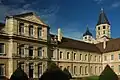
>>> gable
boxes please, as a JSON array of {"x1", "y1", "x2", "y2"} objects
[{"x1": 14, "y1": 12, "x2": 47, "y2": 26}]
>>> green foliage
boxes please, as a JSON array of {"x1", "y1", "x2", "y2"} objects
[
  {"x1": 46, "y1": 62, "x2": 60, "y2": 71},
  {"x1": 99, "y1": 65, "x2": 118, "y2": 80},
  {"x1": 10, "y1": 67, "x2": 28, "y2": 80},
  {"x1": 63, "y1": 68, "x2": 72, "y2": 79},
  {"x1": 39, "y1": 62, "x2": 69, "y2": 80},
  {"x1": 87, "y1": 76, "x2": 99, "y2": 80}
]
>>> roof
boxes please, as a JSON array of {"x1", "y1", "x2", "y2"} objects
[
  {"x1": 6, "y1": 12, "x2": 48, "y2": 27},
  {"x1": 96, "y1": 38, "x2": 120, "y2": 53},
  {"x1": 96, "y1": 9, "x2": 110, "y2": 25},
  {"x1": 50, "y1": 34, "x2": 101, "y2": 53},
  {"x1": 83, "y1": 27, "x2": 92, "y2": 36}
]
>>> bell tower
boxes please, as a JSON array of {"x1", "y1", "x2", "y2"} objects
[{"x1": 96, "y1": 8, "x2": 111, "y2": 40}]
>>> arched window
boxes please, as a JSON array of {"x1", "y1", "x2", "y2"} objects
[
  {"x1": 80, "y1": 66, "x2": 82, "y2": 74},
  {"x1": 85, "y1": 66, "x2": 88, "y2": 75},
  {"x1": 0, "y1": 64, "x2": 5, "y2": 76},
  {"x1": 38, "y1": 63, "x2": 42, "y2": 78}
]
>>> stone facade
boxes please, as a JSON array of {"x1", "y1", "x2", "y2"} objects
[{"x1": 0, "y1": 9, "x2": 119, "y2": 80}]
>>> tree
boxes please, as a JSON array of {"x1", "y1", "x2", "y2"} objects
[
  {"x1": 99, "y1": 64, "x2": 118, "y2": 80},
  {"x1": 63, "y1": 68, "x2": 72, "y2": 79},
  {"x1": 39, "y1": 62, "x2": 69, "y2": 80},
  {"x1": 10, "y1": 67, "x2": 28, "y2": 80}
]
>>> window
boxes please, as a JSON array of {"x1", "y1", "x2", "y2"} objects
[
  {"x1": 67, "y1": 52, "x2": 70, "y2": 59},
  {"x1": 38, "y1": 47, "x2": 42, "y2": 57},
  {"x1": 98, "y1": 32, "x2": 100, "y2": 35},
  {"x1": 95, "y1": 56, "x2": 97, "y2": 61},
  {"x1": 119, "y1": 65, "x2": 120, "y2": 72},
  {"x1": 18, "y1": 62, "x2": 24, "y2": 70},
  {"x1": 74, "y1": 66, "x2": 77, "y2": 74},
  {"x1": 74, "y1": 53, "x2": 76, "y2": 60},
  {"x1": 29, "y1": 25, "x2": 33, "y2": 37},
  {"x1": 85, "y1": 36, "x2": 87, "y2": 39},
  {"x1": 0, "y1": 43, "x2": 4, "y2": 54},
  {"x1": 119, "y1": 54, "x2": 120, "y2": 60},
  {"x1": 103, "y1": 31, "x2": 105, "y2": 34},
  {"x1": 111, "y1": 66, "x2": 114, "y2": 70},
  {"x1": 0, "y1": 64, "x2": 5, "y2": 76},
  {"x1": 67, "y1": 66, "x2": 70, "y2": 72},
  {"x1": 103, "y1": 26, "x2": 106, "y2": 29},
  {"x1": 104, "y1": 56, "x2": 107, "y2": 61},
  {"x1": 98, "y1": 27, "x2": 100, "y2": 30},
  {"x1": 99, "y1": 67, "x2": 101, "y2": 73},
  {"x1": 95, "y1": 66, "x2": 97, "y2": 74},
  {"x1": 38, "y1": 27, "x2": 42, "y2": 39},
  {"x1": 60, "y1": 66, "x2": 62, "y2": 70},
  {"x1": 90, "y1": 55, "x2": 92, "y2": 61},
  {"x1": 59, "y1": 51, "x2": 63, "y2": 59},
  {"x1": 80, "y1": 66, "x2": 82, "y2": 74},
  {"x1": 80, "y1": 54, "x2": 82, "y2": 60},
  {"x1": 85, "y1": 54, "x2": 87, "y2": 61},
  {"x1": 99, "y1": 56, "x2": 101, "y2": 62},
  {"x1": 19, "y1": 44, "x2": 24, "y2": 56},
  {"x1": 38, "y1": 63, "x2": 42, "y2": 77},
  {"x1": 29, "y1": 63, "x2": 33, "y2": 78},
  {"x1": 90, "y1": 66, "x2": 92, "y2": 73},
  {"x1": 85, "y1": 66, "x2": 88, "y2": 75},
  {"x1": 111, "y1": 54, "x2": 114, "y2": 60},
  {"x1": 29, "y1": 46, "x2": 33, "y2": 56},
  {"x1": 19, "y1": 23, "x2": 24, "y2": 35}
]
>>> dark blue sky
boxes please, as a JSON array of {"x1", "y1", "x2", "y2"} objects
[{"x1": 0, "y1": 0, "x2": 120, "y2": 40}]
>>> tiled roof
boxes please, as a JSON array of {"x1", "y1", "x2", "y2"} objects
[
  {"x1": 50, "y1": 34, "x2": 101, "y2": 53},
  {"x1": 96, "y1": 38, "x2": 120, "y2": 53}
]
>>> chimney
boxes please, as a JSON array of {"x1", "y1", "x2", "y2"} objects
[
  {"x1": 58, "y1": 28, "x2": 62, "y2": 42},
  {"x1": 103, "y1": 37, "x2": 107, "y2": 49}
]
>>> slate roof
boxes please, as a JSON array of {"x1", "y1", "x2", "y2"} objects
[
  {"x1": 83, "y1": 27, "x2": 93, "y2": 36},
  {"x1": 96, "y1": 9, "x2": 110, "y2": 25}
]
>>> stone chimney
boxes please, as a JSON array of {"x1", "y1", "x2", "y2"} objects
[{"x1": 58, "y1": 28, "x2": 62, "y2": 42}]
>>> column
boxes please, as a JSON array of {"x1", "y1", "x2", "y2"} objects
[
  {"x1": 8, "y1": 39, "x2": 13, "y2": 78},
  {"x1": 33, "y1": 62, "x2": 38, "y2": 79},
  {"x1": 25, "y1": 62, "x2": 29, "y2": 78}
]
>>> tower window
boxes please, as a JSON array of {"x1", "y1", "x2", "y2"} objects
[
  {"x1": 103, "y1": 31, "x2": 105, "y2": 34},
  {"x1": 85, "y1": 36, "x2": 87, "y2": 39},
  {"x1": 98, "y1": 27, "x2": 100, "y2": 30},
  {"x1": 103, "y1": 26, "x2": 106, "y2": 29}
]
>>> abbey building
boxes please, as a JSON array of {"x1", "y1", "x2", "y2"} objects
[{"x1": 0, "y1": 9, "x2": 119, "y2": 79}]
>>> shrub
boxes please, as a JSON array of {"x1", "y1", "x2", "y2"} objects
[
  {"x1": 63, "y1": 68, "x2": 72, "y2": 79},
  {"x1": 39, "y1": 62, "x2": 69, "y2": 80},
  {"x1": 99, "y1": 64, "x2": 118, "y2": 80},
  {"x1": 10, "y1": 67, "x2": 28, "y2": 80}
]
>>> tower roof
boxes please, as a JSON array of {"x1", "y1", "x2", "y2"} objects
[
  {"x1": 96, "y1": 8, "x2": 110, "y2": 25},
  {"x1": 83, "y1": 27, "x2": 93, "y2": 36}
]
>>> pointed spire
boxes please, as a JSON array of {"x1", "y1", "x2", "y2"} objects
[
  {"x1": 101, "y1": 8, "x2": 103, "y2": 12},
  {"x1": 96, "y1": 8, "x2": 110, "y2": 25},
  {"x1": 83, "y1": 25, "x2": 92, "y2": 36}
]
